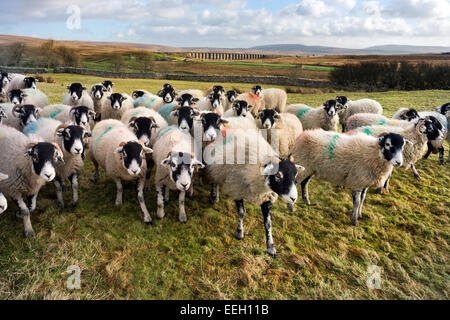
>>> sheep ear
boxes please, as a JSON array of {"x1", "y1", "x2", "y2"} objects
[
  {"x1": 247, "y1": 104, "x2": 254, "y2": 109},
  {"x1": 142, "y1": 146, "x2": 153, "y2": 155},
  {"x1": 115, "y1": 146, "x2": 124, "y2": 154},
  {"x1": 261, "y1": 161, "x2": 277, "y2": 175},
  {"x1": 256, "y1": 111, "x2": 263, "y2": 119},
  {"x1": 88, "y1": 110, "x2": 96, "y2": 116},
  {"x1": 295, "y1": 164, "x2": 305, "y2": 172},
  {"x1": 66, "y1": 86, "x2": 71, "y2": 90},
  {"x1": 193, "y1": 98, "x2": 199, "y2": 103},
  {"x1": 36, "y1": 107, "x2": 42, "y2": 115},
  {"x1": 84, "y1": 131, "x2": 92, "y2": 138},
  {"x1": 220, "y1": 118, "x2": 229, "y2": 124},
  {"x1": 274, "y1": 112, "x2": 281, "y2": 119},
  {"x1": 121, "y1": 96, "x2": 127, "y2": 102},
  {"x1": 82, "y1": 86, "x2": 87, "y2": 90},
  {"x1": 24, "y1": 147, "x2": 35, "y2": 158},
  {"x1": 404, "y1": 139, "x2": 413, "y2": 146},
  {"x1": 191, "y1": 159, "x2": 205, "y2": 169},
  {"x1": 107, "y1": 96, "x2": 112, "y2": 100},
  {"x1": 161, "y1": 156, "x2": 172, "y2": 167},
  {"x1": 55, "y1": 127, "x2": 65, "y2": 137}
]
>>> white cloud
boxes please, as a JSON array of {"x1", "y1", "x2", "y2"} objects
[{"x1": 296, "y1": 0, "x2": 333, "y2": 18}]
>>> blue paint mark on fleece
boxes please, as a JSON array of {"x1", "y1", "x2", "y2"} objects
[
  {"x1": 296, "y1": 107, "x2": 311, "y2": 119},
  {"x1": 23, "y1": 119, "x2": 45, "y2": 136},
  {"x1": 153, "y1": 125, "x2": 177, "y2": 144},
  {"x1": 134, "y1": 94, "x2": 157, "y2": 108},
  {"x1": 158, "y1": 103, "x2": 177, "y2": 122}
]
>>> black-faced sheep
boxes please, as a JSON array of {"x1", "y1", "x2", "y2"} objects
[{"x1": 286, "y1": 100, "x2": 339, "y2": 131}]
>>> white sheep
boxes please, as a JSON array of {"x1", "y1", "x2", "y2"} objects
[
  {"x1": 418, "y1": 111, "x2": 449, "y2": 164},
  {"x1": 1, "y1": 103, "x2": 41, "y2": 130},
  {"x1": 134, "y1": 93, "x2": 167, "y2": 112},
  {"x1": 0, "y1": 173, "x2": 8, "y2": 214},
  {"x1": 89, "y1": 119, "x2": 153, "y2": 224},
  {"x1": 0, "y1": 72, "x2": 11, "y2": 102},
  {"x1": 256, "y1": 110, "x2": 303, "y2": 158},
  {"x1": 203, "y1": 128, "x2": 303, "y2": 257},
  {"x1": 62, "y1": 83, "x2": 94, "y2": 109},
  {"x1": 291, "y1": 129, "x2": 406, "y2": 225},
  {"x1": 196, "y1": 92, "x2": 224, "y2": 116},
  {"x1": 224, "y1": 90, "x2": 237, "y2": 111},
  {"x1": 0, "y1": 125, "x2": 63, "y2": 236},
  {"x1": 40, "y1": 104, "x2": 95, "y2": 130},
  {"x1": 286, "y1": 100, "x2": 339, "y2": 131},
  {"x1": 23, "y1": 118, "x2": 90, "y2": 209},
  {"x1": 121, "y1": 107, "x2": 168, "y2": 146},
  {"x1": 8, "y1": 74, "x2": 37, "y2": 90},
  {"x1": 0, "y1": 106, "x2": 7, "y2": 124},
  {"x1": 22, "y1": 88, "x2": 48, "y2": 108},
  {"x1": 345, "y1": 113, "x2": 411, "y2": 132},
  {"x1": 335, "y1": 96, "x2": 383, "y2": 132},
  {"x1": 252, "y1": 86, "x2": 287, "y2": 113},
  {"x1": 101, "y1": 93, "x2": 133, "y2": 120},
  {"x1": 235, "y1": 92, "x2": 262, "y2": 116},
  {"x1": 152, "y1": 126, "x2": 204, "y2": 223},
  {"x1": 90, "y1": 84, "x2": 110, "y2": 121}
]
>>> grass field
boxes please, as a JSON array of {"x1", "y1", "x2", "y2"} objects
[{"x1": 0, "y1": 74, "x2": 448, "y2": 299}]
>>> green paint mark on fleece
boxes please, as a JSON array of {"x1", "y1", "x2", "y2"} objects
[
  {"x1": 296, "y1": 107, "x2": 311, "y2": 119},
  {"x1": 94, "y1": 126, "x2": 113, "y2": 151},
  {"x1": 377, "y1": 119, "x2": 386, "y2": 126},
  {"x1": 154, "y1": 126, "x2": 177, "y2": 144},
  {"x1": 327, "y1": 134, "x2": 340, "y2": 159},
  {"x1": 49, "y1": 108, "x2": 64, "y2": 119},
  {"x1": 158, "y1": 103, "x2": 177, "y2": 122},
  {"x1": 363, "y1": 127, "x2": 373, "y2": 136}
]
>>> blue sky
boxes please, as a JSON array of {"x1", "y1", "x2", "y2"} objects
[{"x1": 0, "y1": 0, "x2": 449, "y2": 48}]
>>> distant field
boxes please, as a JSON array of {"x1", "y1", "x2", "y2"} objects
[{"x1": 0, "y1": 73, "x2": 448, "y2": 299}]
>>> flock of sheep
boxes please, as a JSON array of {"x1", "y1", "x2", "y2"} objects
[{"x1": 0, "y1": 72, "x2": 448, "y2": 257}]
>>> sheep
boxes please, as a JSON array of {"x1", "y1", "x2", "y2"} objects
[
  {"x1": 290, "y1": 129, "x2": 406, "y2": 225},
  {"x1": 8, "y1": 74, "x2": 37, "y2": 90},
  {"x1": 335, "y1": 96, "x2": 383, "y2": 132},
  {"x1": 392, "y1": 108, "x2": 420, "y2": 122},
  {"x1": 286, "y1": 100, "x2": 339, "y2": 131},
  {"x1": 0, "y1": 125, "x2": 63, "y2": 237},
  {"x1": 89, "y1": 119, "x2": 153, "y2": 224},
  {"x1": 157, "y1": 83, "x2": 176, "y2": 103},
  {"x1": 101, "y1": 93, "x2": 133, "y2": 120},
  {"x1": 203, "y1": 128, "x2": 303, "y2": 257},
  {"x1": 0, "y1": 173, "x2": 8, "y2": 214},
  {"x1": 168, "y1": 105, "x2": 201, "y2": 134},
  {"x1": 256, "y1": 110, "x2": 303, "y2": 158},
  {"x1": 224, "y1": 90, "x2": 237, "y2": 111},
  {"x1": 131, "y1": 90, "x2": 151, "y2": 100},
  {"x1": 196, "y1": 91, "x2": 224, "y2": 116},
  {"x1": 121, "y1": 107, "x2": 168, "y2": 146},
  {"x1": 62, "y1": 83, "x2": 94, "y2": 109},
  {"x1": 134, "y1": 93, "x2": 167, "y2": 112},
  {"x1": 223, "y1": 100, "x2": 255, "y2": 119},
  {"x1": 346, "y1": 113, "x2": 411, "y2": 132},
  {"x1": 177, "y1": 89, "x2": 204, "y2": 100},
  {"x1": 0, "y1": 73, "x2": 11, "y2": 102},
  {"x1": 7, "y1": 88, "x2": 48, "y2": 108},
  {"x1": 252, "y1": 86, "x2": 287, "y2": 113},
  {"x1": 235, "y1": 92, "x2": 262, "y2": 116},
  {"x1": 0, "y1": 106, "x2": 6, "y2": 124},
  {"x1": 347, "y1": 117, "x2": 443, "y2": 192},
  {"x1": 1, "y1": 103, "x2": 41, "y2": 130},
  {"x1": 436, "y1": 102, "x2": 450, "y2": 118},
  {"x1": 102, "y1": 80, "x2": 114, "y2": 93},
  {"x1": 40, "y1": 104, "x2": 95, "y2": 130},
  {"x1": 152, "y1": 126, "x2": 204, "y2": 223},
  {"x1": 90, "y1": 84, "x2": 109, "y2": 121},
  {"x1": 23, "y1": 118, "x2": 90, "y2": 209}
]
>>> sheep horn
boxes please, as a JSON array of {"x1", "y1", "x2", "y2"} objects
[
  {"x1": 119, "y1": 141, "x2": 127, "y2": 147},
  {"x1": 12, "y1": 105, "x2": 22, "y2": 116}
]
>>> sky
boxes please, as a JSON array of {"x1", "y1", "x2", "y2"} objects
[{"x1": 0, "y1": 0, "x2": 449, "y2": 49}]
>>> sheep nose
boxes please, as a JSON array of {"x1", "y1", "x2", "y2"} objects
[
  {"x1": 181, "y1": 183, "x2": 188, "y2": 190},
  {"x1": 0, "y1": 205, "x2": 4, "y2": 211},
  {"x1": 75, "y1": 148, "x2": 81, "y2": 153},
  {"x1": 45, "y1": 174, "x2": 52, "y2": 179},
  {"x1": 290, "y1": 197, "x2": 297, "y2": 202},
  {"x1": 132, "y1": 169, "x2": 138, "y2": 174}
]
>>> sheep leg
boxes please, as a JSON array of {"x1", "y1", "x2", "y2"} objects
[
  {"x1": 357, "y1": 188, "x2": 367, "y2": 219},
  {"x1": 178, "y1": 190, "x2": 187, "y2": 224},
  {"x1": 27, "y1": 193, "x2": 38, "y2": 213},
  {"x1": 301, "y1": 175, "x2": 312, "y2": 205},
  {"x1": 145, "y1": 156, "x2": 154, "y2": 192},
  {"x1": 422, "y1": 143, "x2": 432, "y2": 159},
  {"x1": 261, "y1": 201, "x2": 276, "y2": 258},
  {"x1": 92, "y1": 159, "x2": 99, "y2": 183},
  {"x1": 438, "y1": 147, "x2": 444, "y2": 165},
  {"x1": 341, "y1": 123, "x2": 346, "y2": 132},
  {"x1": 16, "y1": 196, "x2": 35, "y2": 237},
  {"x1": 54, "y1": 176, "x2": 65, "y2": 210},
  {"x1": 210, "y1": 184, "x2": 219, "y2": 204},
  {"x1": 137, "y1": 178, "x2": 152, "y2": 225},
  {"x1": 187, "y1": 183, "x2": 193, "y2": 198},
  {"x1": 114, "y1": 178, "x2": 123, "y2": 206},
  {"x1": 70, "y1": 174, "x2": 79, "y2": 207},
  {"x1": 351, "y1": 190, "x2": 362, "y2": 226},
  {"x1": 164, "y1": 185, "x2": 170, "y2": 202},
  {"x1": 235, "y1": 199, "x2": 246, "y2": 240},
  {"x1": 411, "y1": 164, "x2": 420, "y2": 180},
  {"x1": 156, "y1": 184, "x2": 165, "y2": 219}
]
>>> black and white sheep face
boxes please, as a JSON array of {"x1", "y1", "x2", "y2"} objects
[
  {"x1": 252, "y1": 85, "x2": 262, "y2": 96},
  {"x1": 56, "y1": 125, "x2": 90, "y2": 155},
  {"x1": 13, "y1": 104, "x2": 40, "y2": 127},
  {"x1": 262, "y1": 158, "x2": 304, "y2": 204},
  {"x1": 161, "y1": 152, "x2": 205, "y2": 191},
  {"x1": 173, "y1": 106, "x2": 200, "y2": 133},
  {"x1": 335, "y1": 96, "x2": 349, "y2": 110},
  {"x1": 91, "y1": 85, "x2": 106, "y2": 100},
  {"x1": 108, "y1": 93, "x2": 127, "y2": 110},
  {"x1": 70, "y1": 106, "x2": 95, "y2": 128},
  {"x1": 421, "y1": 117, "x2": 444, "y2": 142},
  {"x1": 102, "y1": 80, "x2": 114, "y2": 93},
  {"x1": 67, "y1": 83, "x2": 87, "y2": 102},
  {"x1": 115, "y1": 141, "x2": 152, "y2": 176},
  {"x1": 176, "y1": 93, "x2": 199, "y2": 107},
  {"x1": 233, "y1": 100, "x2": 253, "y2": 117},
  {"x1": 378, "y1": 133, "x2": 406, "y2": 167},
  {"x1": 24, "y1": 142, "x2": 62, "y2": 182},
  {"x1": 0, "y1": 107, "x2": 6, "y2": 123},
  {"x1": 226, "y1": 90, "x2": 237, "y2": 103},
  {"x1": 23, "y1": 77, "x2": 37, "y2": 89},
  {"x1": 1, "y1": 73, "x2": 9, "y2": 86},
  {"x1": 131, "y1": 90, "x2": 146, "y2": 99},
  {"x1": 200, "y1": 112, "x2": 228, "y2": 142},
  {"x1": 258, "y1": 109, "x2": 280, "y2": 129},
  {"x1": 0, "y1": 173, "x2": 8, "y2": 213},
  {"x1": 400, "y1": 108, "x2": 420, "y2": 121},
  {"x1": 8, "y1": 89, "x2": 25, "y2": 105},
  {"x1": 437, "y1": 103, "x2": 450, "y2": 116},
  {"x1": 208, "y1": 92, "x2": 223, "y2": 110},
  {"x1": 323, "y1": 100, "x2": 338, "y2": 116},
  {"x1": 212, "y1": 85, "x2": 225, "y2": 96},
  {"x1": 158, "y1": 84, "x2": 176, "y2": 103},
  {"x1": 128, "y1": 116, "x2": 160, "y2": 146}
]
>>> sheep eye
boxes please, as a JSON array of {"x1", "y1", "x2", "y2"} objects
[{"x1": 275, "y1": 173, "x2": 283, "y2": 180}]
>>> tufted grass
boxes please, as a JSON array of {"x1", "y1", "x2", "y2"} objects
[{"x1": 0, "y1": 74, "x2": 448, "y2": 299}]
